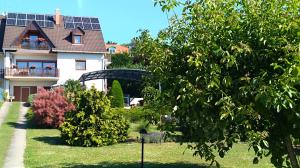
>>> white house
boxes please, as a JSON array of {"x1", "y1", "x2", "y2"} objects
[{"x1": 0, "y1": 10, "x2": 108, "y2": 101}]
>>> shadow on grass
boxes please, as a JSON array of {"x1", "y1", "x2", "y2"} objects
[
  {"x1": 39, "y1": 161, "x2": 210, "y2": 168},
  {"x1": 7, "y1": 121, "x2": 26, "y2": 129},
  {"x1": 33, "y1": 136, "x2": 66, "y2": 145}
]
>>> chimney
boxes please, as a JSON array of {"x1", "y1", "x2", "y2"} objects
[{"x1": 55, "y1": 8, "x2": 61, "y2": 25}]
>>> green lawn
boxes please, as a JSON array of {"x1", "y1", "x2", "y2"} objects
[
  {"x1": 0, "y1": 102, "x2": 20, "y2": 167},
  {"x1": 25, "y1": 127, "x2": 275, "y2": 168}
]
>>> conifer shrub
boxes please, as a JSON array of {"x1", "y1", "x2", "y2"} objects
[
  {"x1": 32, "y1": 87, "x2": 75, "y2": 128},
  {"x1": 108, "y1": 80, "x2": 124, "y2": 108},
  {"x1": 59, "y1": 87, "x2": 129, "y2": 147}
]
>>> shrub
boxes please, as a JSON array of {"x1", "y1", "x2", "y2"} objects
[
  {"x1": 108, "y1": 80, "x2": 124, "y2": 108},
  {"x1": 111, "y1": 107, "x2": 146, "y2": 122},
  {"x1": 64, "y1": 79, "x2": 84, "y2": 103},
  {"x1": 32, "y1": 87, "x2": 75, "y2": 128},
  {"x1": 3, "y1": 91, "x2": 8, "y2": 101},
  {"x1": 59, "y1": 87, "x2": 130, "y2": 147},
  {"x1": 27, "y1": 94, "x2": 36, "y2": 106}
]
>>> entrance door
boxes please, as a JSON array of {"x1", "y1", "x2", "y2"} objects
[{"x1": 21, "y1": 87, "x2": 30, "y2": 102}]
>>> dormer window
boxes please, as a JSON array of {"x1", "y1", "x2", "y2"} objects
[
  {"x1": 14, "y1": 21, "x2": 53, "y2": 50},
  {"x1": 73, "y1": 35, "x2": 82, "y2": 44},
  {"x1": 71, "y1": 27, "x2": 85, "y2": 44}
]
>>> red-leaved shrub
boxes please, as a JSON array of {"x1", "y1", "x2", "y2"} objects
[{"x1": 32, "y1": 87, "x2": 75, "y2": 128}]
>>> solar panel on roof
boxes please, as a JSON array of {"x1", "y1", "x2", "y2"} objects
[
  {"x1": 7, "y1": 13, "x2": 17, "y2": 19},
  {"x1": 63, "y1": 15, "x2": 101, "y2": 31},
  {"x1": 45, "y1": 21, "x2": 54, "y2": 28},
  {"x1": 17, "y1": 14, "x2": 26, "y2": 19},
  {"x1": 27, "y1": 14, "x2": 35, "y2": 20},
  {"x1": 6, "y1": 19, "x2": 16, "y2": 25},
  {"x1": 90, "y1": 18, "x2": 99, "y2": 23},
  {"x1": 17, "y1": 19, "x2": 26, "y2": 26},
  {"x1": 65, "y1": 22, "x2": 75, "y2": 29},
  {"x1": 92, "y1": 23, "x2": 100, "y2": 30},
  {"x1": 74, "y1": 17, "x2": 82, "y2": 22},
  {"x1": 6, "y1": 13, "x2": 54, "y2": 29},
  {"x1": 64, "y1": 16, "x2": 74, "y2": 22},
  {"x1": 45, "y1": 15, "x2": 54, "y2": 21},
  {"x1": 74, "y1": 22, "x2": 84, "y2": 29},
  {"x1": 36, "y1": 15, "x2": 45, "y2": 20},
  {"x1": 36, "y1": 20, "x2": 45, "y2": 27},
  {"x1": 82, "y1": 17, "x2": 91, "y2": 23},
  {"x1": 83, "y1": 23, "x2": 92, "y2": 30}
]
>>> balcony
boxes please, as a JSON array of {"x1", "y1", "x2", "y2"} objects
[
  {"x1": 21, "y1": 40, "x2": 49, "y2": 50},
  {"x1": 5, "y1": 68, "x2": 59, "y2": 79}
]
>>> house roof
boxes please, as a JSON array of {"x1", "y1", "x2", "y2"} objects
[
  {"x1": 1, "y1": 13, "x2": 107, "y2": 54},
  {"x1": 106, "y1": 43, "x2": 129, "y2": 53},
  {"x1": 0, "y1": 16, "x2": 5, "y2": 52}
]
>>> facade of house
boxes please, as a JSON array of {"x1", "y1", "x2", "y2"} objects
[
  {"x1": 0, "y1": 10, "x2": 108, "y2": 101},
  {"x1": 105, "y1": 43, "x2": 129, "y2": 54}
]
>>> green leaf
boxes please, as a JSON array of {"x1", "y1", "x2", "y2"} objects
[{"x1": 253, "y1": 157, "x2": 259, "y2": 164}]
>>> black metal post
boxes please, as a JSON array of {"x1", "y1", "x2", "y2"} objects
[{"x1": 141, "y1": 137, "x2": 144, "y2": 168}]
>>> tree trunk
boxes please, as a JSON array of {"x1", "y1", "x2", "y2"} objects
[{"x1": 285, "y1": 136, "x2": 300, "y2": 168}]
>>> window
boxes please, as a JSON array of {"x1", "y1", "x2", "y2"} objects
[
  {"x1": 75, "y1": 60, "x2": 86, "y2": 70},
  {"x1": 73, "y1": 35, "x2": 82, "y2": 44},
  {"x1": 108, "y1": 47, "x2": 116, "y2": 54},
  {"x1": 16, "y1": 62, "x2": 27, "y2": 69},
  {"x1": 16, "y1": 61, "x2": 56, "y2": 69},
  {"x1": 29, "y1": 35, "x2": 38, "y2": 48}
]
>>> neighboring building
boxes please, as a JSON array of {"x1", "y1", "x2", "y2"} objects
[
  {"x1": 0, "y1": 9, "x2": 108, "y2": 101},
  {"x1": 106, "y1": 43, "x2": 129, "y2": 54}
]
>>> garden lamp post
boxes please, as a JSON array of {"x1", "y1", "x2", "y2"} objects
[{"x1": 139, "y1": 128, "x2": 147, "y2": 168}]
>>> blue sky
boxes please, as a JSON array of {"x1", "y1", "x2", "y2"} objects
[{"x1": 0, "y1": 0, "x2": 170, "y2": 44}]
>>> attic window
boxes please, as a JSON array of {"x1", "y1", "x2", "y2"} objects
[{"x1": 73, "y1": 35, "x2": 82, "y2": 44}]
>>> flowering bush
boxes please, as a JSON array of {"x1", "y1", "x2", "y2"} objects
[{"x1": 32, "y1": 87, "x2": 75, "y2": 128}]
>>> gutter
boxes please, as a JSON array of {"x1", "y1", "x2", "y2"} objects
[{"x1": 52, "y1": 49, "x2": 108, "y2": 54}]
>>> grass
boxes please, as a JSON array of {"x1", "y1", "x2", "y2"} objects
[
  {"x1": 0, "y1": 102, "x2": 20, "y2": 167},
  {"x1": 25, "y1": 126, "x2": 275, "y2": 168}
]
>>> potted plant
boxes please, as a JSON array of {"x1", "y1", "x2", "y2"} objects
[
  {"x1": 38, "y1": 37, "x2": 45, "y2": 41},
  {"x1": 30, "y1": 65, "x2": 36, "y2": 69},
  {"x1": 45, "y1": 65, "x2": 53, "y2": 70}
]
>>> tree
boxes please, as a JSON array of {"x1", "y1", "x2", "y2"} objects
[
  {"x1": 108, "y1": 80, "x2": 125, "y2": 108},
  {"x1": 130, "y1": 30, "x2": 155, "y2": 66},
  {"x1": 108, "y1": 52, "x2": 133, "y2": 69},
  {"x1": 140, "y1": 0, "x2": 300, "y2": 167}
]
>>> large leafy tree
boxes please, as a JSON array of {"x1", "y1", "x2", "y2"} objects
[{"x1": 141, "y1": 0, "x2": 300, "y2": 167}]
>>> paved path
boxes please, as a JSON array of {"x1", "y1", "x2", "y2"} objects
[
  {"x1": 0, "y1": 102, "x2": 12, "y2": 126},
  {"x1": 3, "y1": 103, "x2": 28, "y2": 168}
]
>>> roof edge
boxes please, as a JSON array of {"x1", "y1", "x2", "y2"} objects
[{"x1": 52, "y1": 49, "x2": 107, "y2": 54}]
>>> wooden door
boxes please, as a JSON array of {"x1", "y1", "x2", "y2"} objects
[
  {"x1": 21, "y1": 87, "x2": 30, "y2": 102},
  {"x1": 14, "y1": 86, "x2": 21, "y2": 101}
]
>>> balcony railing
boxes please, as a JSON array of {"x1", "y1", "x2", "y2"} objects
[
  {"x1": 5, "y1": 68, "x2": 59, "y2": 78},
  {"x1": 21, "y1": 41, "x2": 49, "y2": 50}
]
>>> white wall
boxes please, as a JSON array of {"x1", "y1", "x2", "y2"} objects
[
  {"x1": 4, "y1": 52, "x2": 11, "y2": 68},
  {"x1": 57, "y1": 53, "x2": 105, "y2": 91}
]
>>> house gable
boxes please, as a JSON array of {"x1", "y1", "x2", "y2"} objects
[{"x1": 11, "y1": 21, "x2": 55, "y2": 49}]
